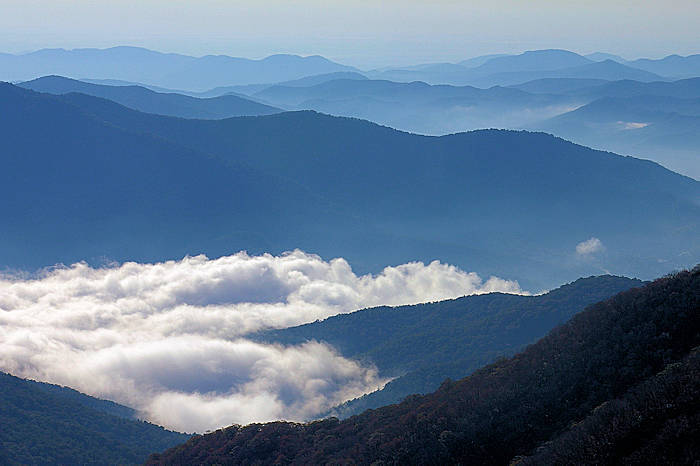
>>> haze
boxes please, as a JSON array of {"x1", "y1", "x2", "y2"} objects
[{"x1": 2, "y1": 0, "x2": 699, "y2": 68}]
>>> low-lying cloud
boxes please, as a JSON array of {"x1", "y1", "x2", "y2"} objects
[
  {"x1": 576, "y1": 237, "x2": 604, "y2": 256},
  {"x1": 0, "y1": 250, "x2": 523, "y2": 432}
]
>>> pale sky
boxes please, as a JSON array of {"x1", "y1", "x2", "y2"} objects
[{"x1": 2, "y1": 0, "x2": 699, "y2": 68}]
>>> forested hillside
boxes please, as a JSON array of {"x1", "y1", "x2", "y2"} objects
[
  {"x1": 147, "y1": 266, "x2": 700, "y2": 465},
  {"x1": 0, "y1": 373, "x2": 188, "y2": 465},
  {"x1": 257, "y1": 275, "x2": 643, "y2": 417}
]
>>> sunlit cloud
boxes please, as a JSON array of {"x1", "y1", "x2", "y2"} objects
[{"x1": 0, "y1": 249, "x2": 523, "y2": 432}]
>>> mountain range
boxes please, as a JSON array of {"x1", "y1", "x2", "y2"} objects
[
  {"x1": 0, "y1": 46, "x2": 357, "y2": 90},
  {"x1": 535, "y1": 93, "x2": 700, "y2": 179},
  {"x1": 369, "y1": 50, "x2": 673, "y2": 87},
  {"x1": 239, "y1": 74, "x2": 700, "y2": 178},
  {"x1": 251, "y1": 78, "x2": 579, "y2": 134},
  {"x1": 255, "y1": 275, "x2": 643, "y2": 417},
  {"x1": 145, "y1": 266, "x2": 700, "y2": 465},
  {"x1": 18, "y1": 75, "x2": 281, "y2": 119},
  {"x1": 1, "y1": 39, "x2": 699, "y2": 466},
  {"x1": 2, "y1": 83, "x2": 698, "y2": 289},
  {"x1": 5, "y1": 47, "x2": 700, "y2": 93},
  {"x1": 371, "y1": 49, "x2": 700, "y2": 87}
]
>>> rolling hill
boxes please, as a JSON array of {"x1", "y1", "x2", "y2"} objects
[
  {"x1": 18, "y1": 75, "x2": 281, "y2": 118},
  {"x1": 255, "y1": 275, "x2": 644, "y2": 417},
  {"x1": 1, "y1": 84, "x2": 698, "y2": 289},
  {"x1": 0, "y1": 372, "x2": 188, "y2": 465},
  {"x1": 145, "y1": 266, "x2": 700, "y2": 465}
]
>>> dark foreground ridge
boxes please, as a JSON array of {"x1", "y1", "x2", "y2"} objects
[
  {"x1": 256, "y1": 275, "x2": 644, "y2": 418},
  {"x1": 0, "y1": 373, "x2": 189, "y2": 465},
  {"x1": 147, "y1": 266, "x2": 699, "y2": 465}
]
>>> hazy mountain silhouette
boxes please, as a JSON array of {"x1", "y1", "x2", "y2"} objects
[
  {"x1": 468, "y1": 59, "x2": 664, "y2": 87},
  {"x1": 571, "y1": 76, "x2": 700, "y2": 99},
  {"x1": 536, "y1": 94, "x2": 700, "y2": 179},
  {"x1": 255, "y1": 275, "x2": 643, "y2": 417},
  {"x1": 19, "y1": 75, "x2": 281, "y2": 119},
  {"x1": 197, "y1": 71, "x2": 369, "y2": 97},
  {"x1": 470, "y1": 49, "x2": 593, "y2": 73},
  {"x1": 369, "y1": 51, "x2": 664, "y2": 87},
  {"x1": 509, "y1": 77, "x2": 610, "y2": 94},
  {"x1": 371, "y1": 50, "x2": 592, "y2": 84},
  {"x1": 2, "y1": 83, "x2": 698, "y2": 289},
  {"x1": 457, "y1": 53, "x2": 512, "y2": 68},
  {"x1": 157, "y1": 53, "x2": 358, "y2": 90},
  {"x1": 253, "y1": 78, "x2": 580, "y2": 133},
  {"x1": 585, "y1": 52, "x2": 627, "y2": 62},
  {"x1": 0, "y1": 46, "x2": 192, "y2": 83},
  {"x1": 0, "y1": 372, "x2": 188, "y2": 465},
  {"x1": 628, "y1": 53, "x2": 700, "y2": 78},
  {"x1": 146, "y1": 266, "x2": 700, "y2": 465},
  {"x1": 0, "y1": 46, "x2": 357, "y2": 90}
]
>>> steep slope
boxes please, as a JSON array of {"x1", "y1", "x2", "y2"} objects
[
  {"x1": 4, "y1": 83, "x2": 698, "y2": 289},
  {"x1": 255, "y1": 275, "x2": 643, "y2": 417},
  {"x1": 519, "y1": 348, "x2": 700, "y2": 465},
  {"x1": 27, "y1": 379, "x2": 136, "y2": 420},
  {"x1": 0, "y1": 372, "x2": 188, "y2": 465},
  {"x1": 0, "y1": 83, "x2": 351, "y2": 270},
  {"x1": 146, "y1": 266, "x2": 700, "y2": 465},
  {"x1": 19, "y1": 75, "x2": 281, "y2": 118}
]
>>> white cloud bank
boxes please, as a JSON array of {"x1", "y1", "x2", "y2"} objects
[
  {"x1": 0, "y1": 250, "x2": 523, "y2": 432},
  {"x1": 576, "y1": 237, "x2": 604, "y2": 256}
]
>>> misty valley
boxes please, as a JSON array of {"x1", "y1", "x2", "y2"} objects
[{"x1": 1, "y1": 8, "x2": 699, "y2": 465}]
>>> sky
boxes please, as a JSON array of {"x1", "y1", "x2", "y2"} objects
[{"x1": 1, "y1": 0, "x2": 699, "y2": 68}]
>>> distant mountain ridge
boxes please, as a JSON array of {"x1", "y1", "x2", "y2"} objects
[
  {"x1": 0, "y1": 46, "x2": 358, "y2": 90},
  {"x1": 535, "y1": 88, "x2": 700, "y2": 179},
  {"x1": 1, "y1": 83, "x2": 698, "y2": 290},
  {"x1": 370, "y1": 50, "x2": 669, "y2": 87},
  {"x1": 252, "y1": 77, "x2": 580, "y2": 133},
  {"x1": 628, "y1": 53, "x2": 700, "y2": 78},
  {"x1": 18, "y1": 75, "x2": 281, "y2": 119}
]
